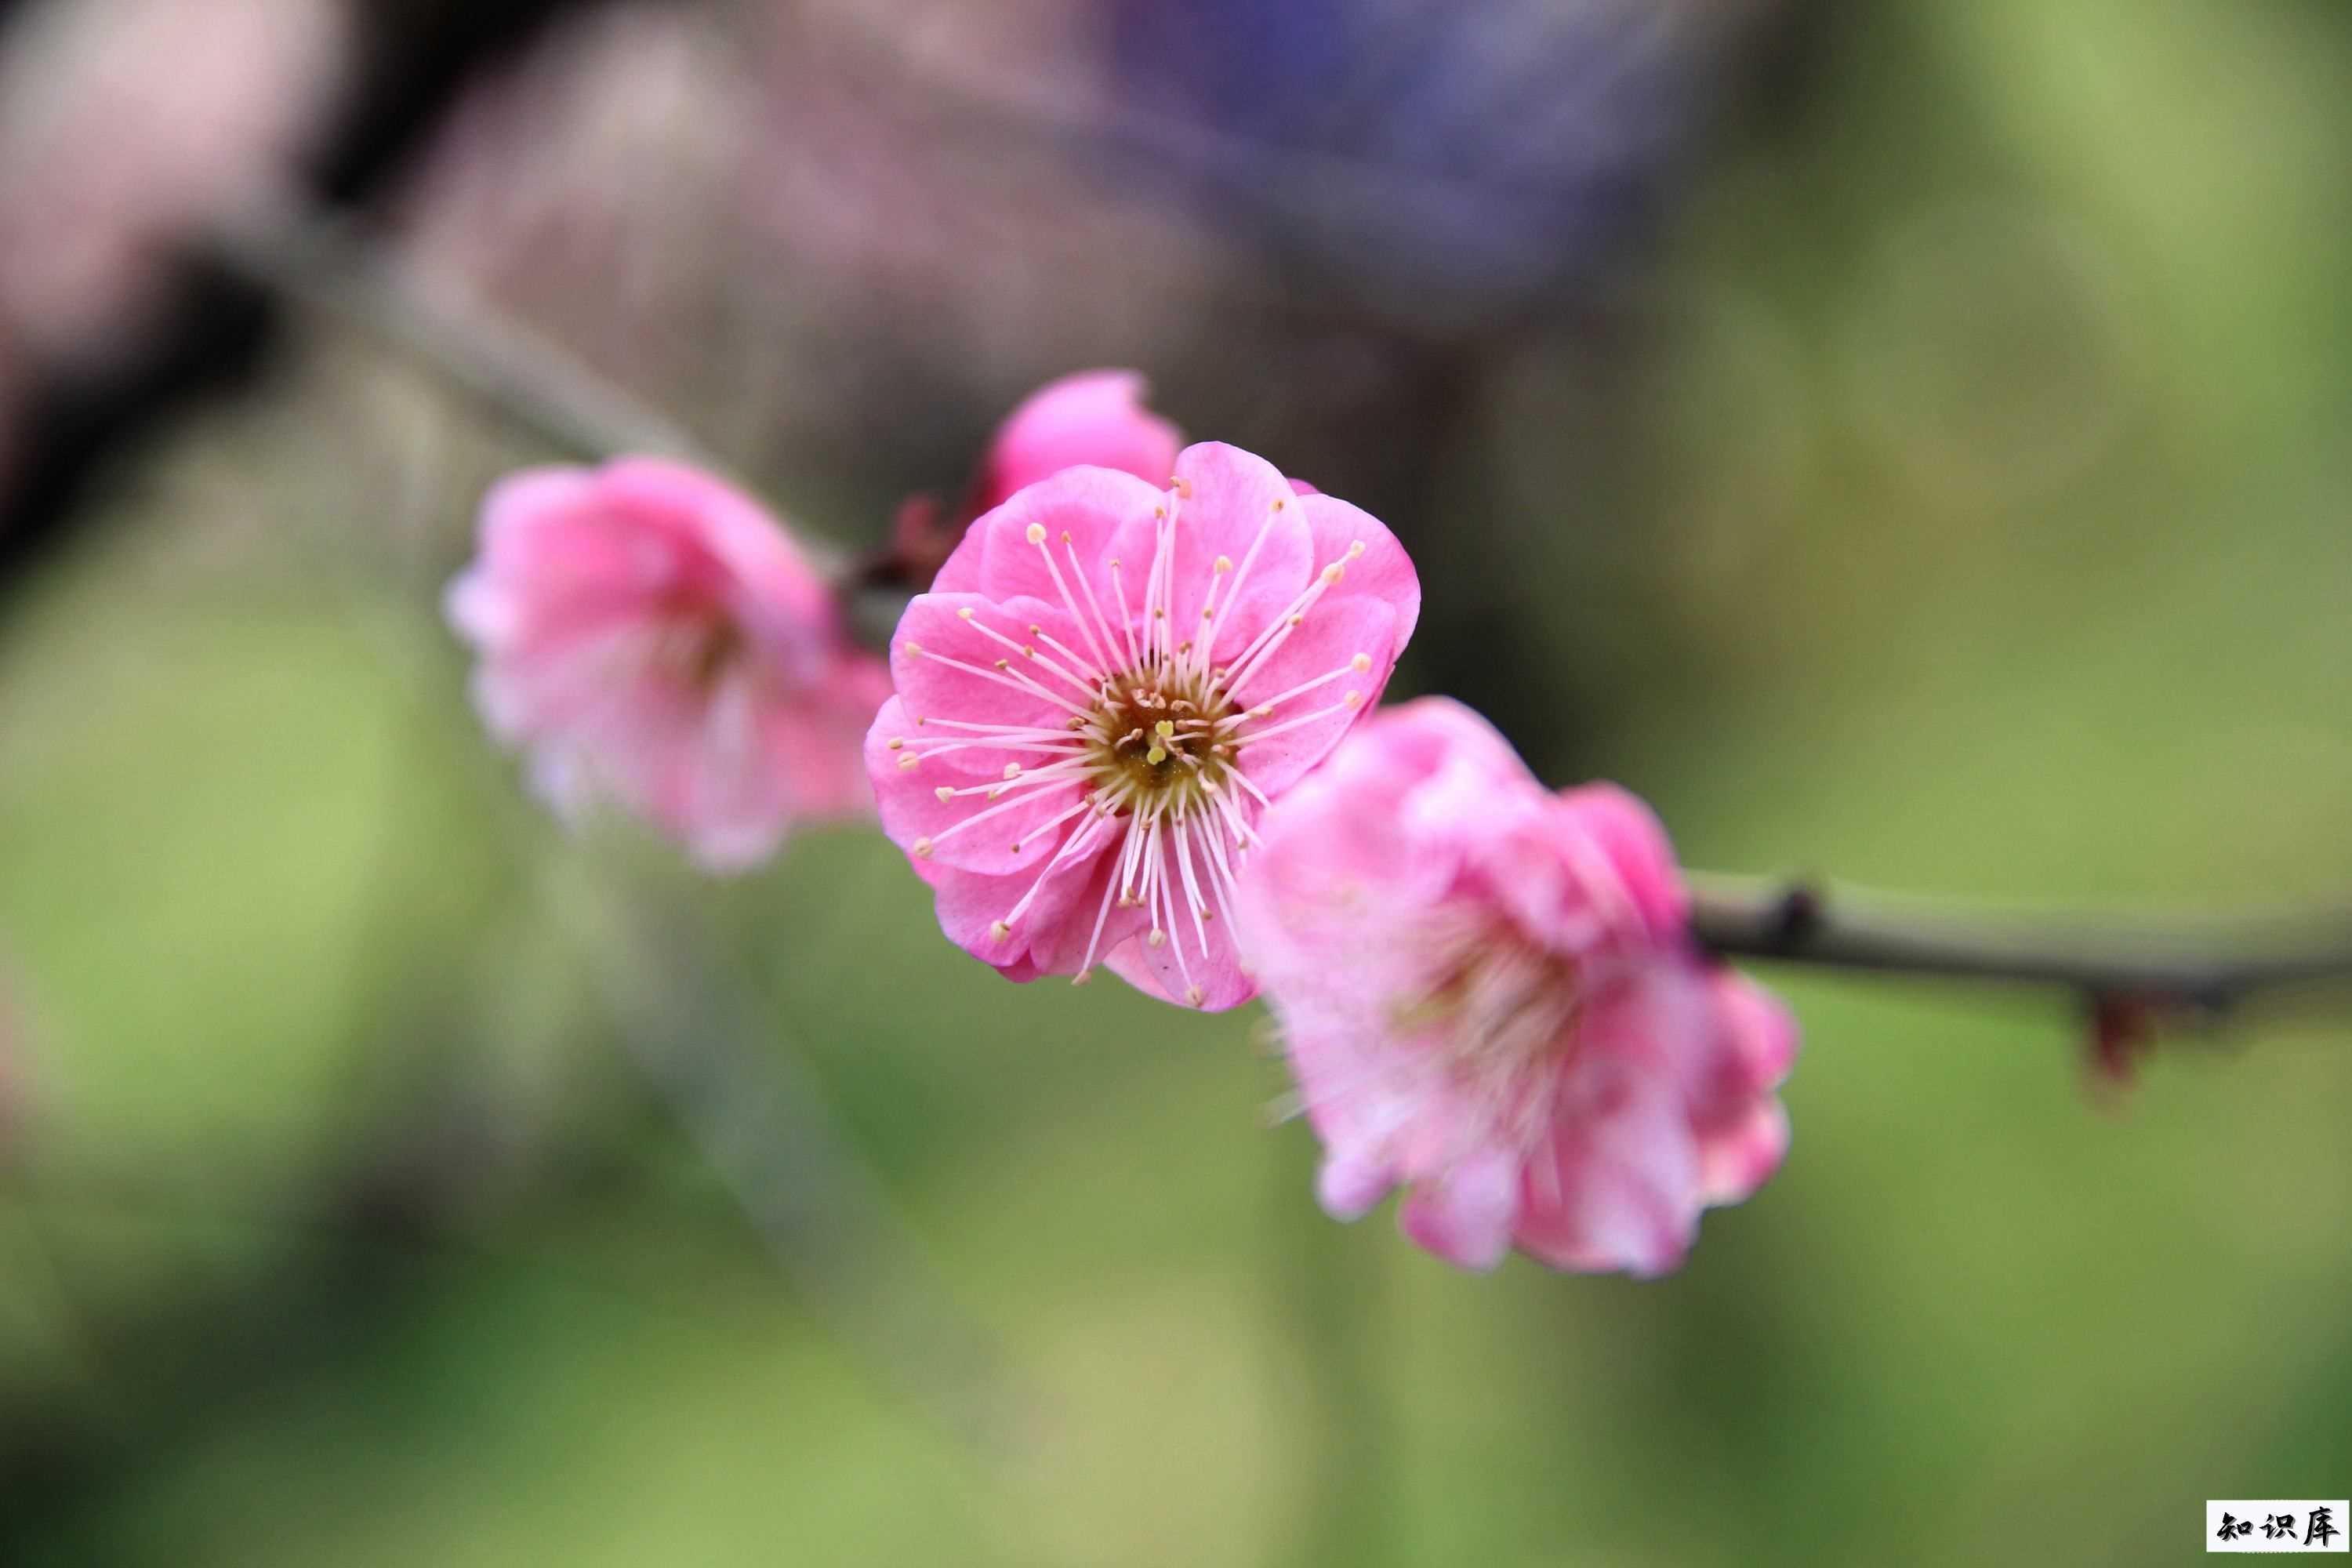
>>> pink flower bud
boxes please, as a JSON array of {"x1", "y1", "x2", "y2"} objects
[
  {"x1": 971, "y1": 370, "x2": 1183, "y2": 515},
  {"x1": 888, "y1": 372, "x2": 1186, "y2": 590}
]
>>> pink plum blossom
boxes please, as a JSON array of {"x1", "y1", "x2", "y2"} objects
[
  {"x1": 867, "y1": 441, "x2": 1420, "y2": 1009},
  {"x1": 447, "y1": 459, "x2": 890, "y2": 872},
  {"x1": 1233, "y1": 698, "x2": 1796, "y2": 1274}
]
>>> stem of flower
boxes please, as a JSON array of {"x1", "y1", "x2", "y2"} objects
[{"x1": 1688, "y1": 873, "x2": 2352, "y2": 1015}]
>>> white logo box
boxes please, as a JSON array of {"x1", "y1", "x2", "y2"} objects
[{"x1": 2209, "y1": 1501, "x2": 2350, "y2": 1552}]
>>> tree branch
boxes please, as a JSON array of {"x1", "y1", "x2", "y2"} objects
[
  {"x1": 211, "y1": 204, "x2": 883, "y2": 595},
  {"x1": 1688, "y1": 873, "x2": 2352, "y2": 1014},
  {"x1": 215, "y1": 203, "x2": 2352, "y2": 1036},
  {"x1": 212, "y1": 207, "x2": 710, "y2": 467},
  {"x1": 0, "y1": 0, "x2": 622, "y2": 608}
]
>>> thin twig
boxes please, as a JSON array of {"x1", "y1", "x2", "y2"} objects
[
  {"x1": 211, "y1": 204, "x2": 879, "y2": 592},
  {"x1": 1689, "y1": 873, "x2": 2352, "y2": 1014},
  {"x1": 210, "y1": 206, "x2": 713, "y2": 468}
]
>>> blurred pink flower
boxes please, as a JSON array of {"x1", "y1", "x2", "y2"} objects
[
  {"x1": 447, "y1": 459, "x2": 890, "y2": 872},
  {"x1": 867, "y1": 441, "x2": 1419, "y2": 1009},
  {"x1": 889, "y1": 370, "x2": 1184, "y2": 589},
  {"x1": 1234, "y1": 698, "x2": 1796, "y2": 1274},
  {"x1": 973, "y1": 370, "x2": 1183, "y2": 516}
]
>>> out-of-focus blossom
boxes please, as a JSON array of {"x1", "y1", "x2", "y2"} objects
[
  {"x1": 447, "y1": 459, "x2": 890, "y2": 873},
  {"x1": 1234, "y1": 698, "x2": 1795, "y2": 1274},
  {"x1": 867, "y1": 442, "x2": 1420, "y2": 1009},
  {"x1": 891, "y1": 370, "x2": 1185, "y2": 588},
  {"x1": 974, "y1": 371, "x2": 1183, "y2": 517},
  {"x1": 0, "y1": 0, "x2": 347, "y2": 361}
]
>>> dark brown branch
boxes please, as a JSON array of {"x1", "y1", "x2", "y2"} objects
[
  {"x1": 1689, "y1": 873, "x2": 2352, "y2": 1014},
  {"x1": 0, "y1": 0, "x2": 625, "y2": 608}
]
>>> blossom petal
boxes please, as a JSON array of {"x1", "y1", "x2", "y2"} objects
[
  {"x1": 1224, "y1": 596, "x2": 1397, "y2": 795},
  {"x1": 866, "y1": 695, "x2": 1093, "y2": 877},
  {"x1": 1553, "y1": 783, "x2": 1689, "y2": 943},
  {"x1": 1697, "y1": 1099, "x2": 1790, "y2": 1207},
  {"x1": 1399, "y1": 1147, "x2": 1522, "y2": 1272},
  {"x1": 1295, "y1": 489, "x2": 1421, "y2": 658},
  {"x1": 663, "y1": 667, "x2": 792, "y2": 869},
  {"x1": 476, "y1": 466, "x2": 604, "y2": 579},
  {"x1": 1232, "y1": 707, "x2": 1483, "y2": 989},
  {"x1": 466, "y1": 475, "x2": 691, "y2": 655},
  {"x1": 597, "y1": 459, "x2": 837, "y2": 637},
  {"x1": 923, "y1": 844, "x2": 1116, "y2": 982},
  {"x1": 1025, "y1": 852, "x2": 1152, "y2": 979},
  {"x1": 890, "y1": 593, "x2": 1095, "y2": 742},
  {"x1": 1714, "y1": 971, "x2": 1800, "y2": 1094},
  {"x1": 1108, "y1": 442, "x2": 1314, "y2": 663},
  {"x1": 933, "y1": 465, "x2": 1165, "y2": 625},
  {"x1": 1316, "y1": 1147, "x2": 1396, "y2": 1221},
  {"x1": 1101, "y1": 848, "x2": 1257, "y2": 1011},
  {"x1": 1515, "y1": 1054, "x2": 1703, "y2": 1278}
]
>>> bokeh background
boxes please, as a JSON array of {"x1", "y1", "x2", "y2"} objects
[{"x1": 2, "y1": 1, "x2": 2350, "y2": 1563}]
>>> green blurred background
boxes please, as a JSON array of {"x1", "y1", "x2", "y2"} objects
[{"x1": 2, "y1": 1, "x2": 2349, "y2": 1563}]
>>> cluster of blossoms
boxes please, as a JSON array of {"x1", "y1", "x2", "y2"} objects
[
  {"x1": 442, "y1": 373, "x2": 1179, "y2": 872},
  {"x1": 446, "y1": 370, "x2": 1796, "y2": 1274}
]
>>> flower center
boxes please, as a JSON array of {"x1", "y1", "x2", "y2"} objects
[
  {"x1": 1079, "y1": 661, "x2": 1237, "y2": 818},
  {"x1": 1397, "y1": 919, "x2": 1585, "y2": 1092},
  {"x1": 650, "y1": 609, "x2": 746, "y2": 693}
]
